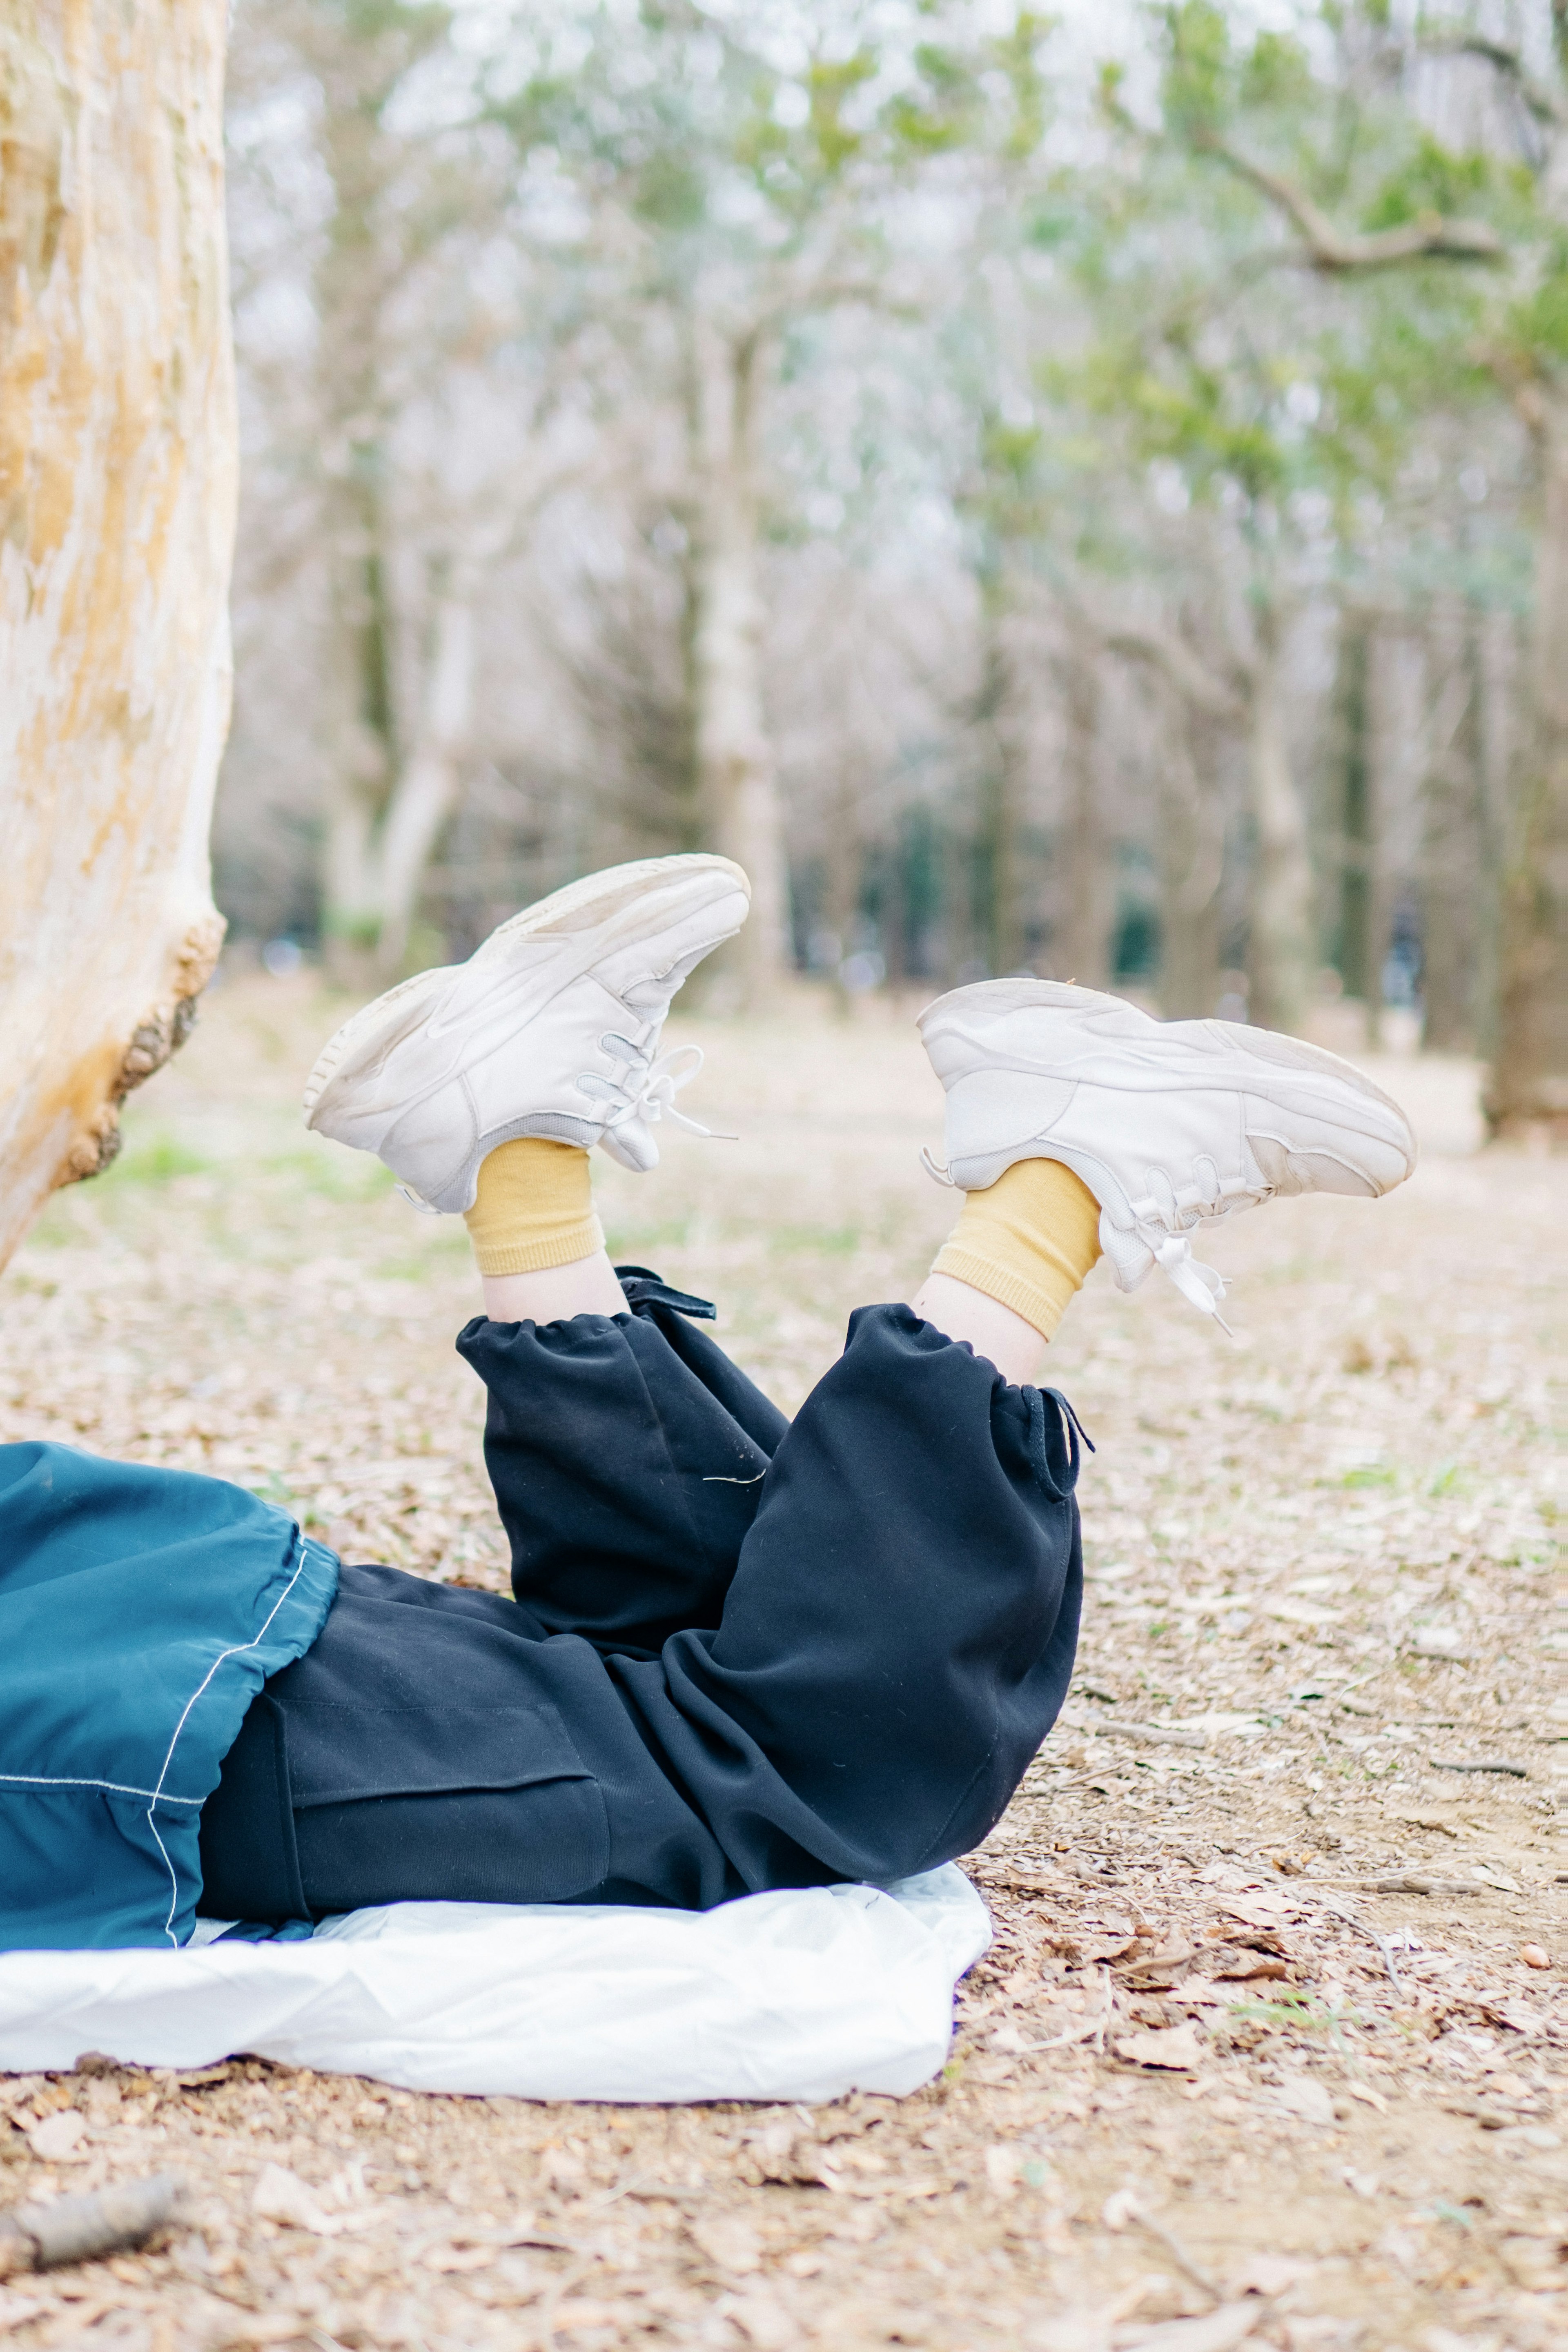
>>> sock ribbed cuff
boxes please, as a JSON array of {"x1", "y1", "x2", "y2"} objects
[
  {"x1": 463, "y1": 1137, "x2": 603, "y2": 1278},
  {"x1": 928, "y1": 1242, "x2": 1080, "y2": 1342},
  {"x1": 928, "y1": 1156, "x2": 1103, "y2": 1341},
  {"x1": 468, "y1": 1215, "x2": 606, "y2": 1279}
]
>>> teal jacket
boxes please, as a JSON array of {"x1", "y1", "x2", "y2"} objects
[{"x1": 0, "y1": 1441, "x2": 338, "y2": 1949}]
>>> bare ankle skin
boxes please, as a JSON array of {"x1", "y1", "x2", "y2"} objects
[
  {"x1": 909, "y1": 1272, "x2": 1046, "y2": 1387},
  {"x1": 481, "y1": 1251, "x2": 628, "y2": 1325}
]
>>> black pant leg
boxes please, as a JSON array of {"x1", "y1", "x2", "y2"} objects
[
  {"x1": 596, "y1": 1302, "x2": 1085, "y2": 1891},
  {"x1": 200, "y1": 1297, "x2": 1084, "y2": 1920},
  {"x1": 457, "y1": 1267, "x2": 788, "y2": 1658}
]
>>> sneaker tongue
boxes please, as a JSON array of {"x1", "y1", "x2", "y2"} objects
[{"x1": 1100, "y1": 1219, "x2": 1153, "y2": 1293}]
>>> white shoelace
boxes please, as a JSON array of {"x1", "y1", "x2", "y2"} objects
[
  {"x1": 1128, "y1": 1157, "x2": 1270, "y2": 1330},
  {"x1": 920, "y1": 1146, "x2": 1245, "y2": 1332},
  {"x1": 1137, "y1": 1223, "x2": 1232, "y2": 1327},
  {"x1": 581, "y1": 1036, "x2": 735, "y2": 1143}
]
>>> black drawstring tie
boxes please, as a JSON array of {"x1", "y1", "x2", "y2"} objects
[
  {"x1": 1025, "y1": 1385, "x2": 1094, "y2": 1499},
  {"x1": 614, "y1": 1265, "x2": 718, "y2": 1322}
]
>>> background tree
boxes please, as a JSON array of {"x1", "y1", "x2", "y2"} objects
[
  {"x1": 207, "y1": 0, "x2": 1547, "y2": 1111},
  {"x1": 490, "y1": 3, "x2": 1054, "y2": 998},
  {"x1": 1141, "y1": 0, "x2": 1561, "y2": 1119}
]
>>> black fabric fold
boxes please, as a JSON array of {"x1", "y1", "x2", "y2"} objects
[{"x1": 200, "y1": 1280, "x2": 1082, "y2": 1920}]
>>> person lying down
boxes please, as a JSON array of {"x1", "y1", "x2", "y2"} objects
[{"x1": 0, "y1": 857, "x2": 1416, "y2": 1951}]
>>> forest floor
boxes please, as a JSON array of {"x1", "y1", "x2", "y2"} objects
[{"x1": 0, "y1": 969, "x2": 1564, "y2": 2352}]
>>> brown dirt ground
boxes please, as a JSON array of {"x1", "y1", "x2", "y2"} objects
[{"x1": 0, "y1": 971, "x2": 1564, "y2": 2352}]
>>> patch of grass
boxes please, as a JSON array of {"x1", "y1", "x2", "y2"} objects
[
  {"x1": 264, "y1": 1149, "x2": 396, "y2": 1202},
  {"x1": 375, "y1": 1236, "x2": 470, "y2": 1278},
  {"x1": 105, "y1": 1129, "x2": 211, "y2": 1184},
  {"x1": 244, "y1": 1471, "x2": 296, "y2": 1510},
  {"x1": 1340, "y1": 1463, "x2": 1398, "y2": 1490},
  {"x1": 601, "y1": 1218, "x2": 693, "y2": 1257},
  {"x1": 766, "y1": 1223, "x2": 863, "y2": 1257},
  {"x1": 1225, "y1": 1987, "x2": 1341, "y2": 2034}
]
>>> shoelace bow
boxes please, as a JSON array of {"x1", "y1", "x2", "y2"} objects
[
  {"x1": 584, "y1": 1036, "x2": 735, "y2": 1143},
  {"x1": 1138, "y1": 1221, "x2": 1232, "y2": 1327},
  {"x1": 920, "y1": 1147, "x2": 1246, "y2": 1333},
  {"x1": 1130, "y1": 1160, "x2": 1264, "y2": 1332}
]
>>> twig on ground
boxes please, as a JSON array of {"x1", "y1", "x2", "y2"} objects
[
  {"x1": 537, "y1": 2258, "x2": 598, "y2": 2352},
  {"x1": 1108, "y1": 2193, "x2": 1223, "y2": 2305},
  {"x1": 0, "y1": 2176, "x2": 185, "y2": 2278},
  {"x1": 1321, "y1": 1901, "x2": 1405, "y2": 1997}
]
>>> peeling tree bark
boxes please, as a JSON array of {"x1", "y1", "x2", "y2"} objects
[{"x1": 0, "y1": 0, "x2": 235, "y2": 1271}]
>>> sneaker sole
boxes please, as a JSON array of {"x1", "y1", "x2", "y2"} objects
[{"x1": 303, "y1": 853, "x2": 748, "y2": 1128}]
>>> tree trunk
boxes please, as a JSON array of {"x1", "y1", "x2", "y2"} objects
[
  {"x1": 370, "y1": 557, "x2": 475, "y2": 976},
  {"x1": 321, "y1": 448, "x2": 397, "y2": 975},
  {"x1": 1157, "y1": 702, "x2": 1224, "y2": 1017},
  {"x1": 1488, "y1": 398, "x2": 1568, "y2": 1134},
  {"x1": 1055, "y1": 615, "x2": 1111, "y2": 988},
  {"x1": 1245, "y1": 615, "x2": 1316, "y2": 1034},
  {"x1": 1328, "y1": 618, "x2": 1375, "y2": 1016},
  {"x1": 973, "y1": 585, "x2": 1029, "y2": 976},
  {"x1": 690, "y1": 319, "x2": 790, "y2": 998},
  {"x1": 322, "y1": 524, "x2": 477, "y2": 982},
  {"x1": 0, "y1": 0, "x2": 235, "y2": 1272},
  {"x1": 1418, "y1": 602, "x2": 1481, "y2": 1054}
]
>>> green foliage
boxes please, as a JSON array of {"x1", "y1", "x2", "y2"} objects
[
  {"x1": 886, "y1": 43, "x2": 982, "y2": 155},
  {"x1": 1161, "y1": 0, "x2": 1232, "y2": 139},
  {"x1": 1240, "y1": 31, "x2": 1312, "y2": 114},
  {"x1": 807, "y1": 52, "x2": 878, "y2": 173},
  {"x1": 1362, "y1": 135, "x2": 1494, "y2": 233},
  {"x1": 1509, "y1": 232, "x2": 1568, "y2": 364}
]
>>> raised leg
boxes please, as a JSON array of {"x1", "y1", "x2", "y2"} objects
[{"x1": 205, "y1": 1286, "x2": 1085, "y2": 1920}]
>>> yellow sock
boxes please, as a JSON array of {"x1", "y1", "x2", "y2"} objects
[
  {"x1": 929, "y1": 1158, "x2": 1102, "y2": 1341},
  {"x1": 462, "y1": 1138, "x2": 605, "y2": 1277}
]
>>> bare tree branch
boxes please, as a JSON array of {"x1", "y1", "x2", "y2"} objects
[
  {"x1": 1101, "y1": 619, "x2": 1247, "y2": 721},
  {"x1": 1192, "y1": 131, "x2": 1506, "y2": 272}
]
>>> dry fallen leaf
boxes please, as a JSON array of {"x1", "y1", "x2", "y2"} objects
[
  {"x1": 1229, "y1": 2253, "x2": 1313, "y2": 2297},
  {"x1": 423, "y1": 2244, "x2": 495, "y2": 2273},
  {"x1": 1267, "y1": 2078, "x2": 1335, "y2": 2127},
  {"x1": 687, "y1": 2214, "x2": 763, "y2": 2274},
  {"x1": 726, "y1": 2290, "x2": 801, "y2": 2349},
  {"x1": 199, "y1": 2312, "x2": 313, "y2": 2350},
  {"x1": 1120, "y1": 2301, "x2": 1264, "y2": 2352},
  {"x1": 1112, "y1": 2024, "x2": 1205, "y2": 2072},
  {"x1": 249, "y1": 2164, "x2": 341, "y2": 2236},
  {"x1": 25, "y1": 2111, "x2": 85, "y2": 2162}
]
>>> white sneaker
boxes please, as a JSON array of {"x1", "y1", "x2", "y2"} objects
[
  {"x1": 303, "y1": 855, "x2": 750, "y2": 1211},
  {"x1": 918, "y1": 979, "x2": 1417, "y2": 1322}
]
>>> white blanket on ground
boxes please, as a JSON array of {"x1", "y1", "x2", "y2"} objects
[{"x1": 0, "y1": 1868, "x2": 989, "y2": 2103}]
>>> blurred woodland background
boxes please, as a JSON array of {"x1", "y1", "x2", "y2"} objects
[{"x1": 213, "y1": 0, "x2": 1568, "y2": 1127}]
